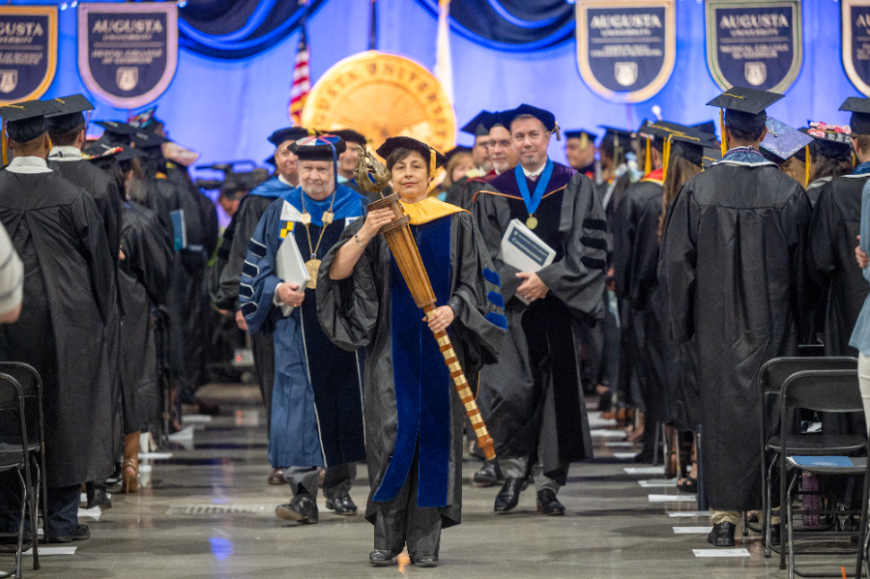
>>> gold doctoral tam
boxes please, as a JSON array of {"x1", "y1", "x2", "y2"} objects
[{"x1": 301, "y1": 51, "x2": 456, "y2": 157}]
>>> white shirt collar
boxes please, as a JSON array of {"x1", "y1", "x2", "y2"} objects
[
  {"x1": 521, "y1": 161, "x2": 547, "y2": 179},
  {"x1": 278, "y1": 174, "x2": 298, "y2": 187},
  {"x1": 48, "y1": 146, "x2": 83, "y2": 162},
  {"x1": 6, "y1": 156, "x2": 53, "y2": 174}
]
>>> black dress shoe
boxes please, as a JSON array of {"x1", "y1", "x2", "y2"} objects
[
  {"x1": 494, "y1": 477, "x2": 526, "y2": 513},
  {"x1": 536, "y1": 489, "x2": 565, "y2": 516},
  {"x1": 45, "y1": 524, "x2": 90, "y2": 544},
  {"x1": 472, "y1": 459, "x2": 503, "y2": 488},
  {"x1": 369, "y1": 549, "x2": 400, "y2": 566},
  {"x1": 410, "y1": 551, "x2": 439, "y2": 567},
  {"x1": 86, "y1": 485, "x2": 112, "y2": 510},
  {"x1": 326, "y1": 494, "x2": 357, "y2": 516},
  {"x1": 275, "y1": 491, "x2": 319, "y2": 524},
  {"x1": 707, "y1": 522, "x2": 736, "y2": 547}
]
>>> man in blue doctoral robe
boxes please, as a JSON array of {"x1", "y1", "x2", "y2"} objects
[{"x1": 240, "y1": 135, "x2": 368, "y2": 524}]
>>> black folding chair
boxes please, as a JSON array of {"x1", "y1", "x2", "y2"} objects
[
  {"x1": 0, "y1": 372, "x2": 37, "y2": 578},
  {"x1": 758, "y1": 357, "x2": 861, "y2": 557},
  {"x1": 778, "y1": 369, "x2": 866, "y2": 578}
]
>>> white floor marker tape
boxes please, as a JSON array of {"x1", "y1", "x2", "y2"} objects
[
  {"x1": 668, "y1": 511, "x2": 713, "y2": 517},
  {"x1": 639, "y1": 479, "x2": 677, "y2": 488},
  {"x1": 624, "y1": 466, "x2": 665, "y2": 474},
  {"x1": 649, "y1": 494, "x2": 696, "y2": 502},
  {"x1": 692, "y1": 549, "x2": 750, "y2": 557},
  {"x1": 673, "y1": 527, "x2": 713, "y2": 534}
]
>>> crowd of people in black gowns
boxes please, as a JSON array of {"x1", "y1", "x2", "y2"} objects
[{"x1": 3, "y1": 82, "x2": 870, "y2": 567}]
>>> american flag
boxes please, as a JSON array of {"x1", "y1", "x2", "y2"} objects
[{"x1": 288, "y1": 25, "x2": 310, "y2": 125}]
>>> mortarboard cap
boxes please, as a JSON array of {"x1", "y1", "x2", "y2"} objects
[
  {"x1": 839, "y1": 97, "x2": 870, "y2": 134},
  {"x1": 268, "y1": 126, "x2": 315, "y2": 147},
  {"x1": 460, "y1": 111, "x2": 500, "y2": 137},
  {"x1": 264, "y1": 155, "x2": 276, "y2": 167},
  {"x1": 376, "y1": 136, "x2": 448, "y2": 171},
  {"x1": 702, "y1": 147, "x2": 722, "y2": 169},
  {"x1": 94, "y1": 120, "x2": 136, "y2": 146},
  {"x1": 333, "y1": 129, "x2": 367, "y2": 147},
  {"x1": 760, "y1": 117, "x2": 812, "y2": 165},
  {"x1": 499, "y1": 104, "x2": 560, "y2": 139},
  {"x1": 44, "y1": 94, "x2": 94, "y2": 134},
  {"x1": 642, "y1": 121, "x2": 718, "y2": 166},
  {"x1": 691, "y1": 120, "x2": 718, "y2": 136},
  {"x1": 0, "y1": 99, "x2": 60, "y2": 143},
  {"x1": 289, "y1": 134, "x2": 346, "y2": 161},
  {"x1": 598, "y1": 126, "x2": 634, "y2": 150},
  {"x1": 445, "y1": 146, "x2": 472, "y2": 162},
  {"x1": 564, "y1": 129, "x2": 598, "y2": 149},
  {"x1": 804, "y1": 122, "x2": 853, "y2": 162},
  {"x1": 132, "y1": 130, "x2": 169, "y2": 149},
  {"x1": 128, "y1": 106, "x2": 160, "y2": 132},
  {"x1": 707, "y1": 86, "x2": 784, "y2": 142}
]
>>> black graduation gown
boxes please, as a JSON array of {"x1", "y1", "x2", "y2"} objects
[
  {"x1": 443, "y1": 173, "x2": 495, "y2": 211},
  {"x1": 317, "y1": 207, "x2": 505, "y2": 527},
  {"x1": 473, "y1": 163, "x2": 607, "y2": 476},
  {"x1": 118, "y1": 202, "x2": 173, "y2": 432},
  {"x1": 0, "y1": 168, "x2": 116, "y2": 488},
  {"x1": 807, "y1": 172, "x2": 870, "y2": 356},
  {"x1": 661, "y1": 157, "x2": 810, "y2": 511},
  {"x1": 615, "y1": 176, "x2": 675, "y2": 424}
]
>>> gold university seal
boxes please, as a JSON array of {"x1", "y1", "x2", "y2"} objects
[{"x1": 301, "y1": 51, "x2": 456, "y2": 155}]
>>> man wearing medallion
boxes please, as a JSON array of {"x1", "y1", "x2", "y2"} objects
[
  {"x1": 473, "y1": 104, "x2": 609, "y2": 516},
  {"x1": 239, "y1": 135, "x2": 369, "y2": 524}
]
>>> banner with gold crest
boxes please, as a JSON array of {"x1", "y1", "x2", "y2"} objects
[
  {"x1": 575, "y1": 0, "x2": 676, "y2": 103},
  {"x1": 0, "y1": 6, "x2": 57, "y2": 105},
  {"x1": 842, "y1": 0, "x2": 870, "y2": 96},
  {"x1": 78, "y1": 2, "x2": 178, "y2": 108},
  {"x1": 705, "y1": 0, "x2": 802, "y2": 93}
]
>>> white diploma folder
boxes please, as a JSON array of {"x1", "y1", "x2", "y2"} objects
[
  {"x1": 274, "y1": 232, "x2": 311, "y2": 316},
  {"x1": 497, "y1": 219, "x2": 556, "y2": 304}
]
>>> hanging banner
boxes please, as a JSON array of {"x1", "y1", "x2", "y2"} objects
[
  {"x1": 0, "y1": 7, "x2": 57, "y2": 105},
  {"x1": 842, "y1": 0, "x2": 870, "y2": 96},
  {"x1": 706, "y1": 0, "x2": 802, "y2": 93},
  {"x1": 78, "y1": 3, "x2": 178, "y2": 109},
  {"x1": 575, "y1": 1, "x2": 676, "y2": 103}
]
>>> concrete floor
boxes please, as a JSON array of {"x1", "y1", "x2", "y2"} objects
[{"x1": 6, "y1": 384, "x2": 856, "y2": 578}]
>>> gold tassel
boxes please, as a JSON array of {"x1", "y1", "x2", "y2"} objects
[
  {"x1": 2, "y1": 119, "x2": 7, "y2": 165},
  {"x1": 662, "y1": 136, "x2": 672, "y2": 184},
  {"x1": 805, "y1": 145, "x2": 810, "y2": 188},
  {"x1": 644, "y1": 137, "x2": 651, "y2": 176},
  {"x1": 428, "y1": 148, "x2": 437, "y2": 192},
  {"x1": 719, "y1": 109, "x2": 727, "y2": 157},
  {"x1": 554, "y1": 121, "x2": 561, "y2": 142}
]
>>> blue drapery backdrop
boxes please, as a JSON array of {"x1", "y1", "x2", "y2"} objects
[{"x1": 6, "y1": 0, "x2": 860, "y2": 174}]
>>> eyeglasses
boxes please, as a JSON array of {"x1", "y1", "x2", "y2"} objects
[{"x1": 484, "y1": 139, "x2": 511, "y2": 150}]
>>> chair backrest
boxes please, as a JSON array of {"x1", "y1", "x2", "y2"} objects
[
  {"x1": 0, "y1": 372, "x2": 28, "y2": 461},
  {"x1": 761, "y1": 357, "x2": 857, "y2": 394},
  {"x1": 782, "y1": 370, "x2": 863, "y2": 414},
  {"x1": 0, "y1": 363, "x2": 40, "y2": 443}
]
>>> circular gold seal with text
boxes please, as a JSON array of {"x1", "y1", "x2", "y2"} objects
[{"x1": 301, "y1": 51, "x2": 456, "y2": 156}]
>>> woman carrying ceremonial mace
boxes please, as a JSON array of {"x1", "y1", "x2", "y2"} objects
[{"x1": 317, "y1": 137, "x2": 506, "y2": 567}]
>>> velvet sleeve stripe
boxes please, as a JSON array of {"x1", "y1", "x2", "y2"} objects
[
  {"x1": 581, "y1": 236, "x2": 608, "y2": 251},
  {"x1": 487, "y1": 290, "x2": 505, "y2": 309},
  {"x1": 486, "y1": 312, "x2": 508, "y2": 329},
  {"x1": 482, "y1": 268, "x2": 501, "y2": 287},
  {"x1": 240, "y1": 302, "x2": 257, "y2": 318},
  {"x1": 242, "y1": 261, "x2": 259, "y2": 278},
  {"x1": 239, "y1": 283, "x2": 254, "y2": 299},
  {"x1": 582, "y1": 218, "x2": 608, "y2": 232},
  {"x1": 248, "y1": 238, "x2": 267, "y2": 259},
  {"x1": 581, "y1": 256, "x2": 607, "y2": 270}
]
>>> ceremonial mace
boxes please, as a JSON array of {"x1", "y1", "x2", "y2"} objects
[{"x1": 355, "y1": 147, "x2": 496, "y2": 460}]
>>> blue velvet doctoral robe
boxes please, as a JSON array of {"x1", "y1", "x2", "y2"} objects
[{"x1": 240, "y1": 184, "x2": 368, "y2": 468}]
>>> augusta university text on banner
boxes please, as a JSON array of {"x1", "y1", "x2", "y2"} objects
[
  {"x1": 575, "y1": 1, "x2": 676, "y2": 103},
  {"x1": 78, "y1": 2, "x2": 178, "y2": 108},
  {"x1": 0, "y1": 6, "x2": 57, "y2": 105},
  {"x1": 706, "y1": 0, "x2": 802, "y2": 93},
  {"x1": 842, "y1": 0, "x2": 870, "y2": 97}
]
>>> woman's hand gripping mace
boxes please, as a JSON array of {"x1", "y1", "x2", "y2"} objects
[{"x1": 366, "y1": 191, "x2": 496, "y2": 460}]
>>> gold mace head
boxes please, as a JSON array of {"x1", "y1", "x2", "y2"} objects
[{"x1": 354, "y1": 144, "x2": 392, "y2": 195}]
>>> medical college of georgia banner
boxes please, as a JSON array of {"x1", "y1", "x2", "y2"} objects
[
  {"x1": 575, "y1": 1, "x2": 676, "y2": 103},
  {"x1": 0, "y1": 7, "x2": 57, "y2": 105},
  {"x1": 706, "y1": 0, "x2": 802, "y2": 93},
  {"x1": 842, "y1": 0, "x2": 870, "y2": 97},
  {"x1": 78, "y1": 2, "x2": 178, "y2": 109}
]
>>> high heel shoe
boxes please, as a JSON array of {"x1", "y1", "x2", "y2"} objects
[{"x1": 120, "y1": 459, "x2": 139, "y2": 494}]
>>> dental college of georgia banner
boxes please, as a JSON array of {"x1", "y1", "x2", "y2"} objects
[
  {"x1": 575, "y1": 1, "x2": 676, "y2": 103},
  {"x1": 706, "y1": 0, "x2": 802, "y2": 93},
  {"x1": 0, "y1": 7, "x2": 57, "y2": 105},
  {"x1": 78, "y1": 2, "x2": 178, "y2": 109}
]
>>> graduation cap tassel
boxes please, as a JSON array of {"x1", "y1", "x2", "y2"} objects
[
  {"x1": 428, "y1": 148, "x2": 437, "y2": 193},
  {"x1": 719, "y1": 109, "x2": 727, "y2": 157},
  {"x1": 554, "y1": 121, "x2": 561, "y2": 142},
  {"x1": 805, "y1": 145, "x2": 810, "y2": 188},
  {"x1": 662, "y1": 136, "x2": 672, "y2": 184},
  {"x1": 1, "y1": 120, "x2": 6, "y2": 165},
  {"x1": 644, "y1": 137, "x2": 651, "y2": 176}
]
